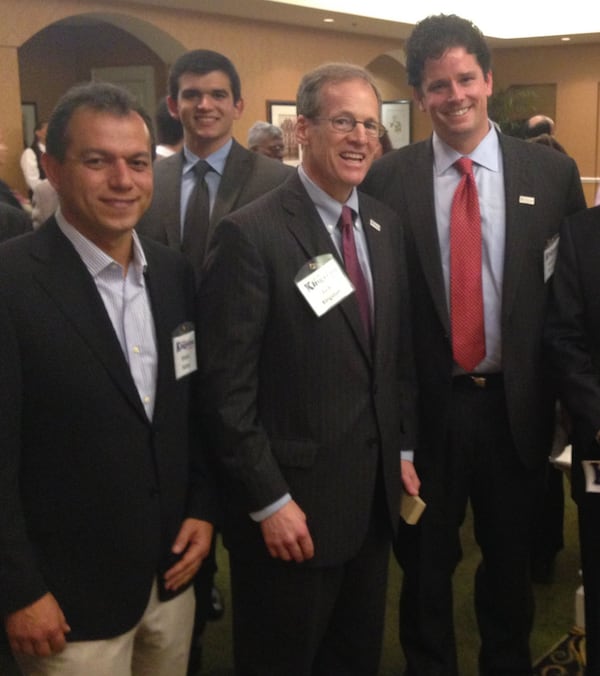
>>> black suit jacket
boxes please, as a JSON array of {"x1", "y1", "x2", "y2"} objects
[
  {"x1": 137, "y1": 139, "x2": 293, "y2": 276},
  {"x1": 0, "y1": 220, "x2": 216, "y2": 640},
  {"x1": 0, "y1": 201, "x2": 32, "y2": 242},
  {"x1": 545, "y1": 206, "x2": 600, "y2": 498},
  {"x1": 362, "y1": 134, "x2": 586, "y2": 470},
  {"x1": 0, "y1": 179, "x2": 25, "y2": 213},
  {"x1": 197, "y1": 172, "x2": 417, "y2": 567}
]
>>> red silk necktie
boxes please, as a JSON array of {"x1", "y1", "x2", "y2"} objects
[
  {"x1": 450, "y1": 157, "x2": 485, "y2": 371},
  {"x1": 338, "y1": 205, "x2": 371, "y2": 340}
]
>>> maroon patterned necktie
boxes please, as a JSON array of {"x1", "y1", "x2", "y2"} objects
[
  {"x1": 338, "y1": 205, "x2": 371, "y2": 340},
  {"x1": 450, "y1": 157, "x2": 485, "y2": 371}
]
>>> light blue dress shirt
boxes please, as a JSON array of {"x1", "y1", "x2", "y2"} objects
[
  {"x1": 298, "y1": 165, "x2": 374, "y2": 321},
  {"x1": 432, "y1": 124, "x2": 506, "y2": 373},
  {"x1": 56, "y1": 210, "x2": 158, "y2": 420},
  {"x1": 179, "y1": 138, "x2": 233, "y2": 235}
]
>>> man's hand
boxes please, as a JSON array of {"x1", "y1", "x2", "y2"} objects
[
  {"x1": 260, "y1": 500, "x2": 314, "y2": 562},
  {"x1": 5, "y1": 593, "x2": 70, "y2": 657},
  {"x1": 164, "y1": 518, "x2": 214, "y2": 592},
  {"x1": 401, "y1": 459, "x2": 421, "y2": 496}
]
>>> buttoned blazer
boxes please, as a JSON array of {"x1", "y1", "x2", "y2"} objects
[
  {"x1": 136, "y1": 139, "x2": 293, "y2": 275},
  {"x1": 362, "y1": 134, "x2": 586, "y2": 469},
  {"x1": 196, "y1": 172, "x2": 417, "y2": 567},
  {"x1": 0, "y1": 219, "x2": 216, "y2": 640},
  {"x1": 544, "y1": 206, "x2": 600, "y2": 498}
]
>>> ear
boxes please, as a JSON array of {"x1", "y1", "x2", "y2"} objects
[
  {"x1": 295, "y1": 115, "x2": 310, "y2": 146},
  {"x1": 233, "y1": 97, "x2": 244, "y2": 121},
  {"x1": 413, "y1": 87, "x2": 425, "y2": 112},
  {"x1": 41, "y1": 153, "x2": 61, "y2": 192},
  {"x1": 484, "y1": 70, "x2": 493, "y2": 97},
  {"x1": 167, "y1": 95, "x2": 180, "y2": 120}
]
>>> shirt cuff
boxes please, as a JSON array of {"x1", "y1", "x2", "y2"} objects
[{"x1": 249, "y1": 493, "x2": 292, "y2": 522}]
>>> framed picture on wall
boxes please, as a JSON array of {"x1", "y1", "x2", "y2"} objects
[
  {"x1": 382, "y1": 100, "x2": 411, "y2": 149},
  {"x1": 21, "y1": 102, "x2": 37, "y2": 147},
  {"x1": 266, "y1": 100, "x2": 301, "y2": 165}
]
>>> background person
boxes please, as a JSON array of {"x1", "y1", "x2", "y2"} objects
[
  {"x1": 20, "y1": 119, "x2": 48, "y2": 195},
  {"x1": 137, "y1": 48, "x2": 292, "y2": 673},
  {"x1": 155, "y1": 96, "x2": 183, "y2": 160},
  {"x1": 247, "y1": 120, "x2": 285, "y2": 161}
]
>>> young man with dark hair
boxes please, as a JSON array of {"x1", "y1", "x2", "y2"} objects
[
  {"x1": 137, "y1": 49, "x2": 291, "y2": 279},
  {"x1": 362, "y1": 13, "x2": 586, "y2": 675}
]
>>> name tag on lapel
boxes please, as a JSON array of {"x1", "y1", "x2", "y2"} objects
[
  {"x1": 295, "y1": 254, "x2": 354, "y2": 317},
  {"x1": 172, "y1": 322, "x2": 197, "y2": 380}
]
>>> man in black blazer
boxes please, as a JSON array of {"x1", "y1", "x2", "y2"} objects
[
  {"x1": 197, "y1": 62, "x2": 418, "y2": 675},
  {"x1": 545, "y1": 206, "x2": 600, "y2": 674},
  {"x1": 0, "y1": 82, "x2": 215, "y2": 675},
  {"x1": 362, "y1": 14, "x2": 586, "y2": 676},
  {"x1": 137, "y1": 49, "x2": 292, "y2": 280}
]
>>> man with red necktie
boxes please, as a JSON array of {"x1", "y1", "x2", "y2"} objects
[{"x1": 362, "y1": 13, "x2": 586, "y2": 676}]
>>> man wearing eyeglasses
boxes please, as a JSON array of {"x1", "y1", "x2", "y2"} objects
[{"x1": 196, "y1": 62, "x2": 418, "y2": 674}]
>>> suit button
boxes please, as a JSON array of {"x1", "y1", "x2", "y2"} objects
[
  {"x1": 367, "y1": 438, "x2": 378, "y2": 449},
  {"x1": 149, "y1": 487, "x2": 159, "y2": 498}
]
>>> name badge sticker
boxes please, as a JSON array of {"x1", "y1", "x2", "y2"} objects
[
  {"x1": 583, "y1": 460, "x2": 600, "y2": 494},
  {"x1": 544, "y1": 234, "x2": 560, "y2": 282},
  {"x1": 519, "y1": 195, "x2": 535, "y2": 205},
  {"x1": 295, "y1": 254, "x2": 354, "y2": 317},
  {"x1": 172, "y1": 322, "x2": 197, "y2": 380}
]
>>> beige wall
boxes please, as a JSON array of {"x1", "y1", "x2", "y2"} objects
[
  {"x1": 1, "y1": 0, "x2": 599, "y2": 204},
  {"x1": 0, "y1": 0, "x2": 405, "y2": 193},
  {"x1": 493, "y1": 43, "x2": 600, "y2": 205}
]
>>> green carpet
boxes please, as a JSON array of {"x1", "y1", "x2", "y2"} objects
[
  {"x1": 201, "y1": 492, "x2": 582, "y2": 674},
  {"x1": 0, "y1": 490, "x2": 582, "y2": 675}
]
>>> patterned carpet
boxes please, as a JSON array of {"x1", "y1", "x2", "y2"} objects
[{"x1": 533, "y1": 626, "x2": 586, "y2": 675}]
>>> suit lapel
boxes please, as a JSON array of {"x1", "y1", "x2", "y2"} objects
[
  {"x1": 142, "y1": 246, "x2": 175, "y2": 427},
  {"x1": 155, "y1": 151, "x2": 185, "y2": 248},
  {"x1": 210, "y1": 140, "x2": 251, "y2": 236},
  {"x1": 31, "y1": 221, "x2": 149, "y2": 422},
  {"x1": 405, "y1": 142, "x2": 451, "y2": 334},
  {"x1": 282, "y1": 175, "x2": 372, "y2": 362},
  {"x1": 500, "y1": 136, "x2": 536, "y2": 324},
  {"x1": 360, "y1": 200, "x2": 388, "y2": 362}
]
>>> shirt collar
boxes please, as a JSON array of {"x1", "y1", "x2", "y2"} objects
[
  {"x1": 298, "y1": 165, "x2": 360, "y2": 225},
  {"x1": 183, "y1": 138, "x2": 232, "y2": 177},
  {"x1": 433, "y1": 123, "x2": 501, "y2": 176},
  {"x1": 55, "y1": 207, "x2": 148, "y2": 282}
]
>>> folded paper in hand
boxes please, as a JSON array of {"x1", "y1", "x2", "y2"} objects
[{"x1": 400, "y1": 493, "x2": 426, "y2": 525}]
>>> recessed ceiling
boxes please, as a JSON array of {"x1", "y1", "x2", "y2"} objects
[{"x1": 126, "y1": 0, "x2": 600, "y2": 47}]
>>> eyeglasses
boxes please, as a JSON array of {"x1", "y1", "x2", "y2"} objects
[{"x1": 311, "y1": 115, "x2": 386, "y2": 138}]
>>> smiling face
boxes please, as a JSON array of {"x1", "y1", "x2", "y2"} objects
[
  {"x1": 415, "y1": 46, "x2": 493, "y2": 154},
  {"x1": 297, "y1": 78, "x2": 380, "y2": 203},
  {"x1": 168, "y1": 70, "x2": 244, "y2": 158},
  {"x1": 43, "y1": 108, "x2": 153, "y2": 262}
]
